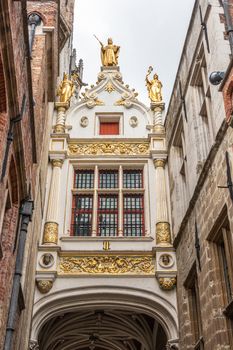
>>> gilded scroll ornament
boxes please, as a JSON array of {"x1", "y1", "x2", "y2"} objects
[
  {"x1": 59, "y1": 256, "x2": 154, "y2": 275},
  {"x1": 81, "y1": 90, "x2": 104, "y2": 108},
  {"x1": 114, "y1": 91, "x2": 138, "y2": 109},
  {"x1": 158, "y1": 277, "x2": 176, "y2": 290},
  {"x1": 43, "y1": 222, "x2": 58, "y2": 244},
  {"x1": 156, "y1": 222, "x2": 171, "y2": 245},
  {"x1": 105, "y1": 82, "x2": 115, "y2": 93},
  {"x1": 68, "y1": 142, "x2": 149, "y2": 156},
  {"x1": 36, "y1": 280, "x2": 53, "y2": 294}
]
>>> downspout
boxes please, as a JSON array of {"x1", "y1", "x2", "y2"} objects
[
  {"x1": 4, "y1": 199, "x2": 34, "y2": 350},
  {"x1": 223, "y1": 0, "x2": 233, "y2": 55}
]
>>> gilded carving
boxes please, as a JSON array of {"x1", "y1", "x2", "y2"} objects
[
  {"x1": 153, "y1": 159, "x2": 166, "y2": 168},
  {"x1": 57, "y1": 73, "x2": 75, "y2": 103},
  {"x1": 114, "y1": 91, "x2": 138, "y2": 108},
  {"x1": 81, "y1": 90, "x2": 104, "y2": 108},
  {"x1": 156, "y1": 222, "x2": 171, "y2": 245},
  {"x1": 54, "y1": 124, "x2": 65, "y2": 133},
  {"x1": 59, "y1": 256, "x2": 154, "y2": 275},
  {"x1": 43, "y1": 222, "x2": 58, "y2": 244},
  {"x1": 51, "y1": 159, "x2": 63, "y2": 168},
  {"x1": 158, "y1": 277, "x2": 176, "y2": 290},
  {"x1": 36, "y1": 280, "x2": 53, "y2": 294},
  {"x1": 68, "y1": 142, "x2": 149, "y2": 156},
  {"x1": 105, "y1": 82, "x2": 115, "y2": 93},
  {"x1": 145, "y1": 66, "x2": 163, "y2": 103}
]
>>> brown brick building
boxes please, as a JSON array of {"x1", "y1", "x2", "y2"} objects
[
  {"x1": 0, "y1": 1, "x2": 75, "y2": 349},
  {"x1": 166, "y1": 0, "x2": 233, "y2": 349}
]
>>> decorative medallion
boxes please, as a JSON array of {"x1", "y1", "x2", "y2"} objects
[
  {"x1": 80, "y1": 116, "x2": 89, "y2": 127},
  {"x1": 158, "y1": 254, "x2": 174, "y2": 268},
  {"x1": 68, "y1": 142, "x2": 150, "y2": 156},
  {"x1": 156, "y1": 222, "x2": 171, "y2": 245},
  {"x1": 158, "y1": 277, "x2": 176, "y2": 290},
  {"x1": 43, "y1": 222, "x2": 58, "y2": 244},
  {"x1": 105, "y1": 82, "x2": 115, "y2": 93},
  {"x1": 129, "y1": 116, "x2": 138, "y2": 128},
  {"x1": 36, "y1": 280, "x2": 53, "y2": 294},
  {"x1": 39, "y1": 253, "x2": 55, "y2": 268},
  {"x1": 59, "y1": 255, "x2": 154, "y2": 275}
]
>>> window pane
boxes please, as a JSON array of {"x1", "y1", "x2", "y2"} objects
[
  {"x1": 123, "y1": 194, "x2": 144, "y2": 236},
  {"x1": 74, "y1": 170, "x2": 94, "y2": 189},
  {"x1": 71, "y1": 195, "x2": 93, "y2": 236},
  {"x1": 99, "y1": 170, "x2": 118, "y2": 188},
  {"x1": 98, "y1": 195, "x2": 118, "y2": 236},
  {"x1": 123, "y1": 170, "x2": 142, "y2": 188}
]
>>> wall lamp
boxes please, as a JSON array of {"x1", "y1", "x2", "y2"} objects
[{"x1": 209, "y1": 71, "x2": 225, "y2": 85}]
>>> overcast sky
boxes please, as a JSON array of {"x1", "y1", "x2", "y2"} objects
[{"x1": 73, "y1": 0, "x2": 195, "y2": 106}]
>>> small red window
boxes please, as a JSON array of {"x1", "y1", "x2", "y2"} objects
[{"x1": 100, "y1": 122, "x2": 119, "y2": 135}]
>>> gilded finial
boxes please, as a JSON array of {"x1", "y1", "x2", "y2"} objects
[
  {"x1": 57, "y1": 73, "x2": 75, "y2": 103},
  {"x1": 145, "y1": 66, "x2": 163, "y2": 103}
]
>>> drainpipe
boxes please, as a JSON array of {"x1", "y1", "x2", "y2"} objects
[
  {"x1": 4, "y1": 199, "x2": 34, "y2": 350},
  {"x1": 223, "y1": 0, "x2": 233, "y2": 55}
]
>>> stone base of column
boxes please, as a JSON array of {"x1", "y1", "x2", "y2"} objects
[
  {"x1": 156, "y1": 222, "x2": 172, "y2": 246},
  {"x1": 43, "y1": 222, "x2": 58, "y2": 244},
  {"x1": 153, "y1": 124, "x2": 165, "y2": 133}
]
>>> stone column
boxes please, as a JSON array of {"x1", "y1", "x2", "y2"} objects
[
  {"x1": 54, "y1": 102, "x2": 69, "y2": 133},
  {"x1": 151, "y1": 102, "x2": 165, "y2": 133},
  {"x1": 43, "y1": 159, "x2": 64, "y2": 244},
  {"x1": 154, "y1": 159, "x2": 171, "y2": 246}
]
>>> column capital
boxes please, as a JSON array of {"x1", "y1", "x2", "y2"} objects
[
  {"x1": 51, "y1": 159, "x2": 64, "y2": 168},
  {"x1": 153, "y1": 158, "x2": 166, "y2": 168}
]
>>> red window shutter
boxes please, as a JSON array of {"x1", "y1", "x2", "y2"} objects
[{"x1": 100, "y1": 122, "x2": 119, "y2": 135}]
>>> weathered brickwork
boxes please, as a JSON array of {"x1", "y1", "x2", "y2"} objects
[
  {"x1": 166, "y1": 0, "x2": 233, "y2": 349},
  {"x1": 0, "y1": 0, "x2": 75, "y2": 349}
]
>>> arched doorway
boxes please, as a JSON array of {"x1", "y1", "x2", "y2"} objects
[
  {"x1": 38, "y1": 309, "x2": 167, "y2": 350},
  {"x1": 31, "y1": 287, "x2": 179, "y2": 350}
]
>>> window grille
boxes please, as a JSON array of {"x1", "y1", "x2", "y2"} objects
[
  {"x1": 98, "y1": 195, "x2": 118, "y2": 236},
  {"x1": 74, "y1": 170, "x2": 94, "y2": 189},
  {"x1": 99, "y1": 170, "x2": 118, "y2": 188},
  {"x1": 71, "y1": 195, "x2": 93, "y2": 236},
  {"x1": 123, "y1": 170, "x2": 142, "y2": 188},
  {"x1": 123, "y1": 194, "x2": 144, "y2": 236}
]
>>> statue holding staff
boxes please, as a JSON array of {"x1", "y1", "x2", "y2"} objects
[
  {"x1": 145, "y1": 66, "x2": 163, "y2": 103},
  {"x1": 94, "y1": 35, "x2": 120, "y2": 66}
]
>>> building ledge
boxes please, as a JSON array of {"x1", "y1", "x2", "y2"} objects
[{"x1": 60, "y1": 236, "x2": 154, "y2": 242}]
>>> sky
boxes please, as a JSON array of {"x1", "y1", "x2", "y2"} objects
[{"x1": 73, "y1": 0, "x2": 195, "y2": 106}]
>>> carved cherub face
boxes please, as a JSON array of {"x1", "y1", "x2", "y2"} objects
[{"x1": 108, "y1": 38, "x2": 113, "y2": 45}]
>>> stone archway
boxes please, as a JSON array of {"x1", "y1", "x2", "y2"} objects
[
  {"x1": 31, "y1": 287, "x2": 179, "y2": 349},
  {"x1": 38, "y1": 308, "x2": 167, "y2": 350}
]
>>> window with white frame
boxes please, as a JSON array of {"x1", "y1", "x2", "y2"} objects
[{"x1": 71, "y1": 167, "x2": 145, "y2": 237}]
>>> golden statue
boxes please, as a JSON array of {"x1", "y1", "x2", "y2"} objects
[
  {"x1": 57, "y1": 73, "x2": 75, "y2": 103},
  {"x1": 145, "y1": 66, "x2": 163, "y2": 103},
  {"x1": 94, "y1": 35, "x2": 120, "y2": 66}
]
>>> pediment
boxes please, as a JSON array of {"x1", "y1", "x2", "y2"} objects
[{"x1": 73, "y1": 67, "x2": 150, "y2": 114}]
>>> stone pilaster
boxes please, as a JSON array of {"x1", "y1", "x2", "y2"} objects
[
  {"x1": 154, "y1": 159, "x2": 171, "y2": 246},
  {"x1": 42, "y1": 158, "x2": 64, "y2": 244},
  {"x1": 54, "y1": 102, "x2": 69, "y2": 133}
]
